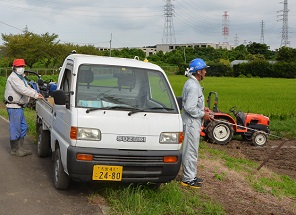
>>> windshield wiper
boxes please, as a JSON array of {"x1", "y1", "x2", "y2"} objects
[
  {"x1": 86, "y1": 107, "x2": 102, "y2": 113},
  {"x1": 128, "y1": 107, "x2": 174, "y2": 116},
  {"x1": 86, "y1": 106, "x2": 174, "y2": 115},
  {"x1": 86, "y1": 105, "x2": 132, "y2": 113},
  {"x1": 127, "y1": 108, "x2": 145, "y2": 116},
  {"x1": 149, "y1": 107, "x2": 174, "y2": 111}
]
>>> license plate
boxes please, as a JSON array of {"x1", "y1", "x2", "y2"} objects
[{"x1": 92, "y1": 165, "x2": 123, "y2": 181}]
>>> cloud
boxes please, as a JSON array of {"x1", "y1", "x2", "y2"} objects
[{"x1": 0, "y1": 0, "x2": 295, "y2": 50}]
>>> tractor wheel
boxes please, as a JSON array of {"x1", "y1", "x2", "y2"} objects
[
  {"x1": 206, "y1": 119, "x2": 234, "y2": 145},
  {"x1": 252, "y1": 131, "x2": 268, "y2": 147}
]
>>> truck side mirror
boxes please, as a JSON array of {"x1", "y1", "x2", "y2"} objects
[{"x1": 53, "y1": 90, "x2": 66, "y2": 105}]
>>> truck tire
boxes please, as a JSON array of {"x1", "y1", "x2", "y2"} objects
[
  {"x1": 36, "y1": 121, "x2": 41, "y2": 134},
  {"x1": 252, "y1": 131, "x2": 267, "y2": 147},
  {"x1": 54, "y1": 148, "x2": 70, "y2": 190},
  {"x1": 206, "y1": 119, "x2": 234, "y2": 145},
  {"x1": 37, "y1": 127, "x2": 50, "y2": 157}
]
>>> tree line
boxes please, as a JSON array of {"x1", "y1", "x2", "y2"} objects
[{"x1": 1, "y1": 31, "x2": 296, "y2": 78}]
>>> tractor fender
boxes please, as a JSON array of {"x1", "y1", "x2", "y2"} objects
[{"x1": 213, "y1": 113, "x2": 236, "y2": 130}]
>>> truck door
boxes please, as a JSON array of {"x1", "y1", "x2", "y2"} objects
[{"x1": 52, "y1": 62, "x2": 73, "y2": 150}]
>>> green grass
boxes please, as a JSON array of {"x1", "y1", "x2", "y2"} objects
[
  {"x1": 168, "y1": 75, "x2": 296, "y2": 138},
  {"x1": 99, "y1": 182, "x2": 226, "y2": 215},
  {"x1": 201, "y1": 143, "x2": 296, "y2": 200},
  {"x1": 169, "y1": 76, "x2": 296, "y2": 117},
  {"x1": 251, "y1": 175, "x2": 296, "y2": 198},
  {"x1": 214, "y1": 172, "x2": 226, "y2": 181},
  {"x1": 202, "y1": 143, "x2": 257, "y2": 173}
]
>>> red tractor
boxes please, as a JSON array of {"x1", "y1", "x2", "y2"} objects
[{"x1": 201, "y1": 92, "x2": 270, "y2": 146}]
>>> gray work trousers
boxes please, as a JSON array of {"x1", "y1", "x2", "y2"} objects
[{"x1": 181, "y1": 118, "x2": 202, "y2": 182}]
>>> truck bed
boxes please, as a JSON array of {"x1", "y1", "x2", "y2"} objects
[{"x1": 36, "y1": 97, "x2": 54, "y2": 129}]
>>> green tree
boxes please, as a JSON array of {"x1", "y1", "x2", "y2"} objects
[
  {"x1": 276, "y1": 47, "x2": 296, "y2": 62},
  {"x1": 246, "y1": 42, "x2": 275, "y2": 60},
  {"x1": 232, "y1": 44, "x2": 250, "y2": 60},
  {"x1": 1, "y1": 31, "x2": 59, "y2": 68},
  {"x1": 147, "y1": 50, "x2": 165, "y2": 64}
]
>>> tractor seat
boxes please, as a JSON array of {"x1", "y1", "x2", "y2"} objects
[{"x1": 236, "y1": 111, "x2": 245, "y2": 126}]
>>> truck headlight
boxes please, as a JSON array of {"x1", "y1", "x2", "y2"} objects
[
  {"x1": 159, "y1": 132, "x2": 180, "y2": 144},
  {"x1": 77, "y1": 128, "x2": 101, "y2": 141}
]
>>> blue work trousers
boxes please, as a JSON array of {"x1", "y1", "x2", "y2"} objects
[{"x1": 7, "y1": 108, "x2": 28, "y2": 141}]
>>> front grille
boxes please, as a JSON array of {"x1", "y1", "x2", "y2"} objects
[{"x1": 93, "y1": 155, "x2": 163, "y2": 163}]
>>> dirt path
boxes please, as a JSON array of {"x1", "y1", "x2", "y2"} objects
[
  {"x1": 196, "y1": 139, "x2": 296, "y2": 215},
  {"x1": 221, "y1": 139, "x2": 296, "y2": 180},
  {"x1": 0, "y1": 117, "x2": 106, "y2": 215}
]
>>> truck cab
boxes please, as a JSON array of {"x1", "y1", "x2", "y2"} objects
[{"x1": 36, "y1": 54, "x2": 183, "y2": 189}]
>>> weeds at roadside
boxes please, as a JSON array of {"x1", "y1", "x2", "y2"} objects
[
  {"x1": 251, "y1": 175, "x2": 296, "y2": 199},
  {"x1": 201, "y1": 143, "x2": 296, "y2": 201},
  {"x1": 98, "y1": 181, "x2": 226, "y2": 215},
  {"x1": 214, "y1": 172, "x2": 226, "y2": 181}
]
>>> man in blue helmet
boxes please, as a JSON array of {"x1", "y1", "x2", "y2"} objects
[{"x1": 181, "y1": 58, "x2": 213, "y2": 188}]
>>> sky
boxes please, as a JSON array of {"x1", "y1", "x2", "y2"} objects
[{"x1": 0, "y1": 0, "x2": 295, "y2": 51}]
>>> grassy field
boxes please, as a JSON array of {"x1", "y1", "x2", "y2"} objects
[
  {"x1": 169, "y1": 76, "x2": 296, "y2": 117},
  {"x1": 168, "y1": 75, "x2": 296, "y2": 139},
  {"x1": 0, "y1": 75, "x2": 295, "y2": 214}
]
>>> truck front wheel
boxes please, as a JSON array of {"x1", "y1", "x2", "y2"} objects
[{"x1": 54, "y1": 148, "x2": 70, "y2": 190}]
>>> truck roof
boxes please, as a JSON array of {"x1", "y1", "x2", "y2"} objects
[{"x1": 66, "y1": 54, "x2": 163, "y2": 72}]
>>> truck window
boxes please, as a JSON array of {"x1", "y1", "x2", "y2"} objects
[
  {"x1": 60, "y1": 66, "x2": 73, "y2": 108},
  {"x1": 75, "y1": 64, "x2": 178, "y2": 113},
  {"x1": 147, "y1": 71, "x2": 174, "y2": 108}
]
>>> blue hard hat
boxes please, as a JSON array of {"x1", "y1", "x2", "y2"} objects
[{"x1": 188, "y1": 58, "x2": 209, "y2": 73}]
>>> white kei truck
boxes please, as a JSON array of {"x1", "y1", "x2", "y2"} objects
[{"x1": 35, "y1": 54, "x2": 183, "y2": 190}]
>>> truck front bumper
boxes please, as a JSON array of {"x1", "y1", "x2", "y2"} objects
[{"x1": 67, "y1": 146, "x2": 182, "y2": 183}]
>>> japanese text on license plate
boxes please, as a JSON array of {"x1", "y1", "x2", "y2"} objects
[{"x1": 92, "y1": 165, "x2": 123, "y2": 181}]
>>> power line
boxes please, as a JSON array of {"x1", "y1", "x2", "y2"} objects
[{"x1": 0, "y1": 20, "x2": 23, "y2": 31}]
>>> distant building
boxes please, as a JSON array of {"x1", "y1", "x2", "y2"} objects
[
  {"x1": 96, "y1": 42, "x2": 236, "y2": 57},
  {"x1": 141, "y1": 43, "x2": 236, "y2": 57},
  {"x1": 230, "y1": 60, "x2": 249, "y2": 67},
  {"x1": 230, "y1": 60, "x2": 277, "y2": 67}
]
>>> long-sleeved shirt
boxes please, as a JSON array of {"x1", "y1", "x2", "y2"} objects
[
  {"x1": 4, "y1": 72, "x2": 39, "y2": 108},
  {"x1": 181, "y1": 74, "x2": 205, "y2": 124}
]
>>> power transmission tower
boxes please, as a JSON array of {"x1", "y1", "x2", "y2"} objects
[
  {"x1": 222, "y1": 11, "x2": 229, "y2": 44},
  {"x1": 234, "y1": 34, "x2": 239, "y2": 46},
  {"x1": 260, "y1": 20, "x2": 265, "y2": 44},
  {"x1": 277, "y1": 0, "x2": 290, "y2": 47},
  {"x1": 162, "y1": 0, "x2": 176, "y2": 44},
  {"x1": 23, "y1": 25, "x2": 29, "y2": 33}
]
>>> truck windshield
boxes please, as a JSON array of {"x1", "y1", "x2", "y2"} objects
[{"x1": 75, "y1": 64, "x2": 178, "y2": 114}]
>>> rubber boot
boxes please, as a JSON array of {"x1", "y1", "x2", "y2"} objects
[
  {"x1": 10, "y1": 140, "x2": 27, "y2": 157},
  {"x1": 19, "y1": 137, "x2": 32, "y2": 155},
  {"x1": 10, "y1": 140, "x2": 18, "y2": 155}
]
